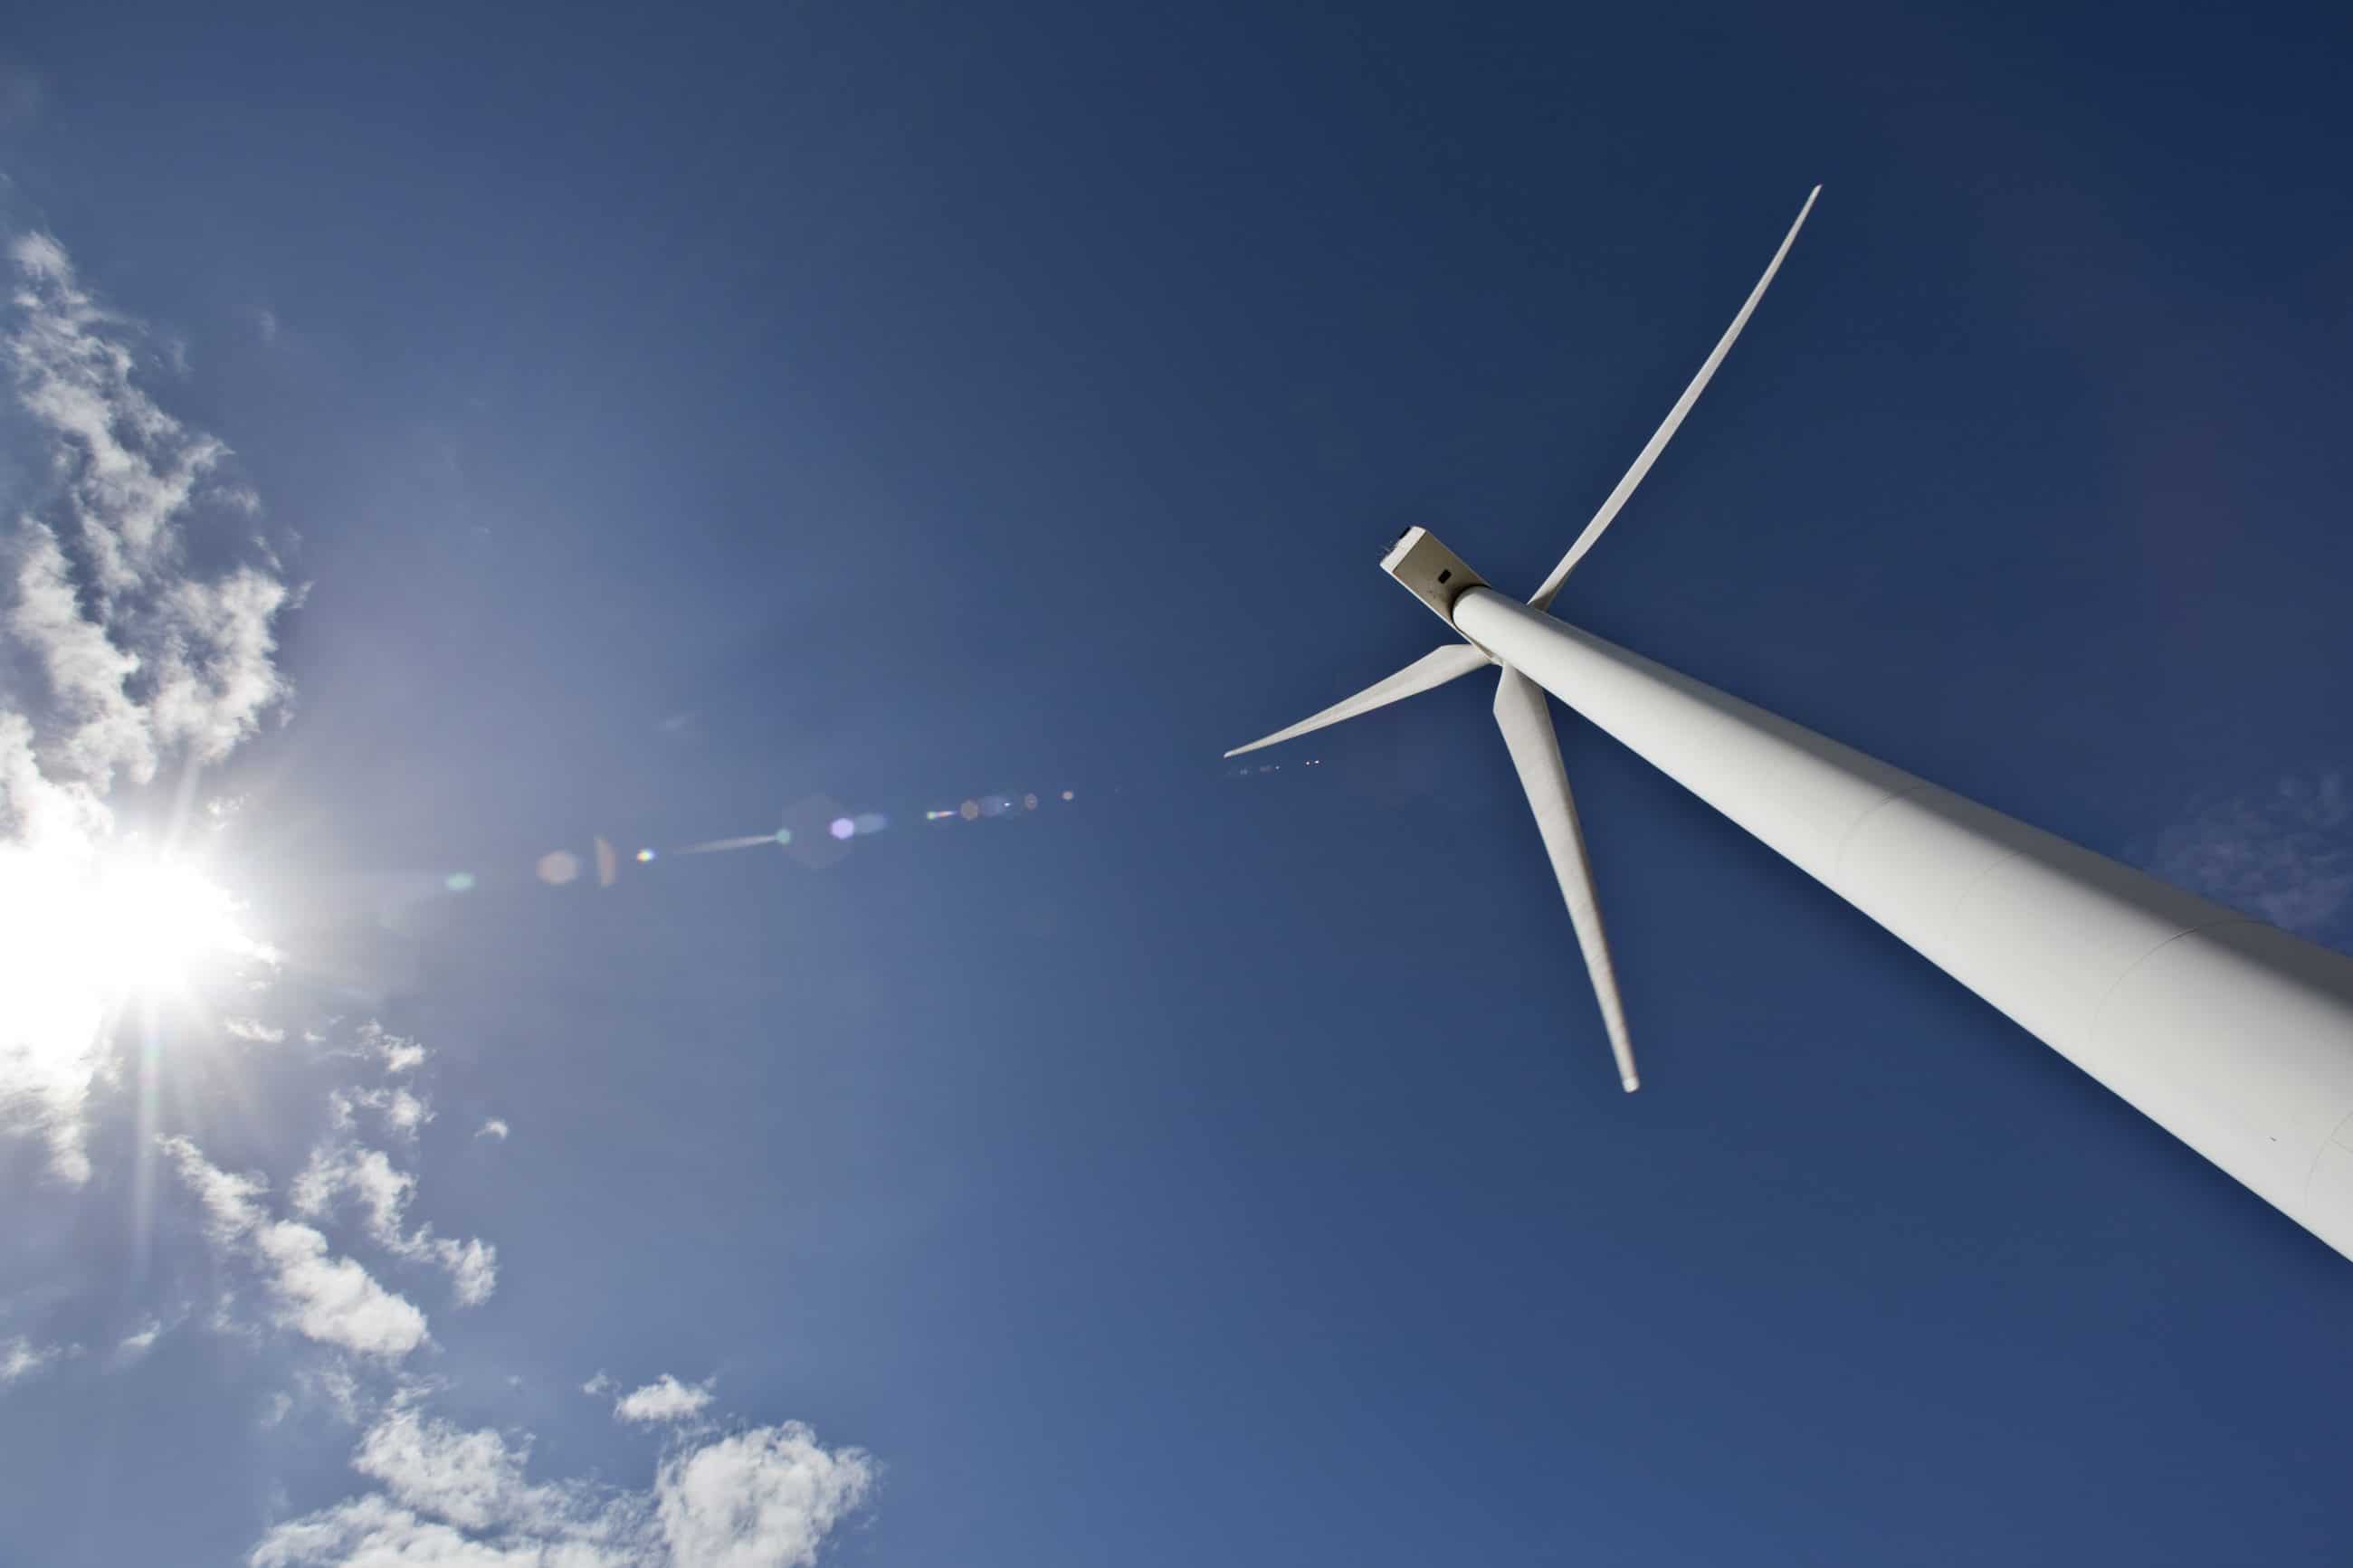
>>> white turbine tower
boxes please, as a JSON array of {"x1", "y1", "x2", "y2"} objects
[{"x1": 1226, "y1": 189, "x2": 2353, "y2": 1262}]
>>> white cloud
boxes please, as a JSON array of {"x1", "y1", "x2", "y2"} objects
[
  {"x1": 437, "y1": 1238, "x2": 497, "y2": 1307},
  {"x1": 9, "y1": 520, "x2": 150, "y2": 785},
  {"x1": 251, "y1": 1494, "x2": 607, "y2": 1568},
  {"x1": 110, "y1": 1316, "x2": 165, "y2": 1367},
  {"x1": 293, "y1": 1140, "x2": 499, "y2": 1307},
  {"x1": 250, "y1": 1402, "x2": 872, "y2": 1568},
  {"x1": 224, "y1": 1017, "x2": 288, "y2": 1043},
  {"x1": 144, "y1": 564, "x2": 291, "y2": 763},
  {"x1": 614, "y1": 1375, "x2": 714, "y2": 1427},
  {"x1": 361, "y1": 1022, "x2": 428, "y2": 1074},
  {"x1": 250, "y1": 1217, "x2": 428, "y2": 1358},
  {"x1": 350, "y1": 1405, "x2": 583, "y2": 1535},
  {"x1": 293, "y1": 1143, "x2": 411, "y2": 1230},
  {"x1": 166, "y1": 1132, "x2": 269, "y2": 1238},
  {"x1": 7, "y1": 231, "x2": 226, "y2": 594},
  {"x1": 654, "y1": 1422, "x2": 872, "y2": 1568},
  {"x1": 367, "y1": 1087, "x2": 433, "y2": 1135},
  {"x1": 162, "y1": 1136, "x2": 429, "y2": 1359},
  {"x1": 0, "y1": 229, "x2": 291, "y2": 1182},
  {"x1": 4, "y1": 237, "x2": 287, "y2": 759},
  {"x1": 583, "y1": 1372, "x2": 614, "y2": 1397},
  {"x1": 1, "y1": 1335, "x2": 62, "y2": 1385},
  {"x1": 331, "y1": 1084, "x2": 434, "y2": 1139},
  {"x1": 476, "y1": 1117, "x2": 510, "y2": 1141}
]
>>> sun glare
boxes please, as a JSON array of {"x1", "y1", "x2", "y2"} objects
[
  {"x1": 1, "y1": 845, "x2": 268, "y2": 1046},
  {"x1": 99, "y1": 858, "x2": 260, "y2": 993}
]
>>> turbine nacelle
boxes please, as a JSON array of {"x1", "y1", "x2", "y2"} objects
[{"x1": 1378, "y1": 527, "x2": 1490, "y2": 636}]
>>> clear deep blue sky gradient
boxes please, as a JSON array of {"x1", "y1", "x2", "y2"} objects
[{"x1": 6, "y1": 1, "x2": 2353, "y2": 1563}]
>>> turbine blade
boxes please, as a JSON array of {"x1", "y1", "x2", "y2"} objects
[
  {"x1": 1224, "y1": 642, "x2": 1490, "y2": 758},
  {"x1": 1528, "y1": 185, "x2": 1821, "y2": 611},
  {"x1": 1491, "y1": 666, "x2": 1640, "y2": 1091}
]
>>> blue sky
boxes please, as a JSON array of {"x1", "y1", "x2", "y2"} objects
[{"x1": 4, "y1": 2, "x2": 2353, "y2": 1563}]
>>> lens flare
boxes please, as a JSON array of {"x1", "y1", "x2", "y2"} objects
[
  {"x1": 534, "y1": 780, "x2": 1080, "y2": 889},
  {"x1": 681, "y1": 834, "x2": 780, "y2": 855}
]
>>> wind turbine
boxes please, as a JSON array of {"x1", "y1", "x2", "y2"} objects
[{"x1": 1225, "y1": 189, "x2": 2353, "y2": 1262}]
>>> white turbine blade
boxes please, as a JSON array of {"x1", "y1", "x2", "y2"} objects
[
  {"x1": 1491, "y1": 665, "x2": 1640, "y2": 1091},
  {"x1": 1224, "y1": 642, "x2": 1490, "y2": 758},
  {"x1": 1528, "y1": 185, "x2": 1821, "y2": 611}
]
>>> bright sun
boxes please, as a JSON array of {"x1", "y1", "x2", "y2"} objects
[
  {"x1": 0, "y1": 844, "x2": 267, "y2": 1050},
  {"x1": 92, "y1": 857, "x2": 260, "y2": 993}
]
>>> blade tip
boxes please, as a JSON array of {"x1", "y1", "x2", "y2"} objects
[{"x1": 1621, "y1": 1073, "x2": 1641, "y2": 1093}]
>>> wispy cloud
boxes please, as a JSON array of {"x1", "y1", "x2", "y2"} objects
[
  {"x1": 0, "y1": 1335, "x2": 70, "y2": 1387},
  {"x1": 475, "y1": 1117, "x2": 510, "y2": 1142},
  {"x1": 5, "y1": 234, "x2": 288, "y2": 756},
  {"x1": 251, "y1": 1399, "x2": 872, "y2": 1568},
  {"x1": 2144, "y1": 772, "x2": 2353, "y2": 938},
  {"x1": 613, "y1": 1374, "x2": 714, "y2": 1427},
  {"x1": 8, "y1": 232, "x2": 226, "y2": 595},
  {"x1": 292, "y1": 1139, "x2": 498, "y2": 1307},
  {"x1": 109, "y1": 1316, "x2": 167, "y2": 1369},
  {"x1": 291, "y1": 1362, "x2": 365, "y2": 1427},
  {"x1": 0, "y1": 228, "x2": 292, "y2": 1182},
  {"x1": 360, "y1": 1022, "x2": 428, "y2": 1075},
  {"x1": 332, "y1": 1085, "x2": 434, "y2": 1139},
  {"x1": 162, "y1": 1136, "x2": 429, "y2": 1359}
]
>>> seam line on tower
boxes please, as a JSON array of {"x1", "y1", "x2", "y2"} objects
[
  {"x1": 2080, "y1": 917, "x2": 2253, "y2": 1060},
  {"x1": 1830, "y1": 777, "x2": 1937, "y2": 884},
  {"x1": 2302, "y1": 1107, "x2": 2353, "y2": 1203}
]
